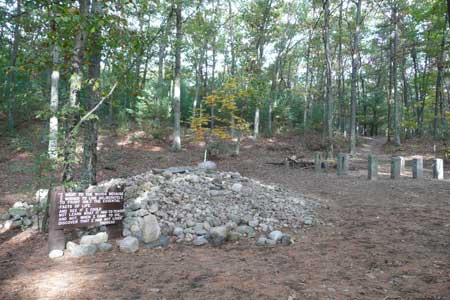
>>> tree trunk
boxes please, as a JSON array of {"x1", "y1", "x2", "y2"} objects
[
  {"x1": 6, "y1": 0, "x2": 20, "y2": 131},
  {"x1": 323, "y1": 0, "x2": 333, "y2": 146},
  {"x1": 337, "y1": 0, "x2": 344, "y2": 134},
  {"x1": 350, "y1": 0, "x2": 362, "y2": 154},
  {"x1": 392, "y1": 5, "x2": 401, "y2": 146},
  {"x1": 48, "y1": 43, "x2": 59, "y2": 160},
  {"x1": 433, "y1": 23, "x2": 446, "y2": 138},
  {"x1": 82, "y1": 0, "x2": 102, "y2": 187},
  {"x1": 172, "y1": 1, "x2": 182, "y2": 151},
  {"x1": 62, "y1": 0, "x2": 88, "y2": 183}
]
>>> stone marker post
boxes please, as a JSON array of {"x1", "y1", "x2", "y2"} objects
[
  {"x1": 314, "y1": 152, "x2": 322, "y2": 172},
  {"x1": 337, "y1": 153, "x2": 349, "y2": 176},
  {"x1": 368, "y1": 154, "x2": 378, "y2": 180},
  {"x1": 391, "y1": 156, "x2": 402, "y2": 179},
  {"x1": 399, "y1": 156, "x2": 405, "y2": 174},
  {"x1": 412, "y1": 157, "x2": 423, "y2": 179},
  {"x1": 433, "y1": 158, "x2": 444, "y2": 180}
]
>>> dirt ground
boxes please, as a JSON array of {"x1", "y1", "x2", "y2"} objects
[{"x1": 0, "y1": 131, "x2": 449, "y2": 300}]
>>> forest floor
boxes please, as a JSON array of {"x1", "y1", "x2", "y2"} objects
[{"x1": 0, "y1": 128, "x2": 450, "y2": 300}]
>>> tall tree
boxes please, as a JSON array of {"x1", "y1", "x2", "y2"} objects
[
  {"x1": 350, "y1": 0, "x2": 362, "y2": 154},
  {"x1": 172, "y1": 0, "x2": 182, "y2": 151},
  {"x1": 322, "y1": 0, "x2": 333, "y2": 149},
  {"x1": 82, "y1": 0, "x2": 103, "y2": 186},
  {"x1": 62, "y1": 0, "x2": 88, "y2": 183}
]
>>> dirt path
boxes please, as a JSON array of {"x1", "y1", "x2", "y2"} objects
[{"x1": 1, "y1": 135, "x2": 449, "y2": 299}]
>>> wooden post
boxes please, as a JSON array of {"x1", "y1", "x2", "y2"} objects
[
  {"x1": 314, "y1": 152, "x2": 322, "y2": 172},
  {"x1": 48, "y1": 186, "x2": 65, "y2": 258},
  {"x1": 391, "y1": 156, "x2": 402, "y2": 179},
  {"x1": 412, "y1": 157, "x2": 423, "y2": 179},
  {"x1": 106, "y1": 184, "x2": 124, "y2": 239},
  {"x1": 368, "y1": 154, "x2": 378, "y2": 180},
  {"x1": 337, "y1": 153, "x2": 349, "y2": 176},
  {"x1": 433, "y1": 158, "x2": 444, "y2": 180}
]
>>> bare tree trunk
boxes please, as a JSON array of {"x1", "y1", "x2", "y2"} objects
[
  {"x1": 433, "y1": 22, "x2": 446, "y2": 138},
  {"x1": 192, "y1": 61, "x2": 199, "y2": 120},
  {"x1": 303, "y1": 27, "x2": 312, "y2": 129},
  {"x1": 83, "y1": 0, "x2": 102, "y2": 186},
  {"x1": 392, "y1": 5, "x2": 401, "y2": 146},
  {"x1": 337, "y1": 0, "x2": 344, "y2": 134},
  {"x1": 350, "y1": 0, "x2": 362, "y2": 154},
  {"x1": 172, "y1": 1, "x2": 182, "y2": 151},
  {"x1": 48, "y1": 43, "x2": 59, "y2": 160},
  {"x1": 62, "y1": 0, "x2": 88, "y2": 183},
  {"x1": 323, "y1": 0, "x2": 333, "y2": 147},
  {"x1": 268, "y1": 56, "x2": 279, "y2": 137}
]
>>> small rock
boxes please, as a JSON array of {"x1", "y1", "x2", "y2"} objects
[
  {"x1": 97, "y1": 243, "x2": 113, "y2": 252},
  {"x1": 269, "y1": 230, "x2": 283, "y2": 242},
  {"x1": 193, "y1": 236, "x2": 208, "y2": 246},
  {"x1": 49, "y1": 249, "x2": 64, "y2": 259},
  {"x1": 197, "y1": 161, "x2": 217, "y2": 172},
  {"x1": 256, "y1": 237, "x2": 268, "y2": 246},
  {"x1": 149, "y1": 203, "x2": 159, "y2": 213},
  {"x1": 231, "y1": 183, "x2": 242, "y2": 193},
  {"x1": 303, "y1": 216, "x2": 314, "y2": 225},
  {"x1": 193, "y1": 223, "x2": 207, "y2": 236},
  {"x1": 143, "y1": 235, "x2": 170, "y2": 248},
  {"x1": 80, "y1": 232, "x2": 108, "y2": 245},
  {"x1": 228, "y1": 231, "x2": 242, "y2": 242},
  {"x1": 66, "y1": 241, "x2": 77, "y2": 251},
  {"x1": 236, "y1": 225, "x2": 255, "y2": 238},
  {"x1": 118, "y1": 236, "x2": 139, "y2": 253},
  {"x1": 260, "y1": 223, "x2": 269, "y2": 232},
  {"x1": 3, "y1": 220, "x2": 15, "y2": 231},
  {"x1": 8, "y1": 207, "x2": 27, "y2": 218},
  {"x1": 279, "y1": 234, "x2": 292, "y2": 246},
  {"x1": 70, "y1": 244, "x2": 97, "y2": 257},
  {"x1": 22, "y1": 218, "x2": 32, "y2": 227},
  {"x1": 0, "y1": 213, "x2": 10, "y2": 221},
  {"x1": 249, "y1": 219, "x2": 259, "y2": 227},
  {"x1": 173, "y1": 227, "x2": 184, "y2": 236},
  {"x1": 207, "y1": 226, "x2": 228, "y2": 246}
]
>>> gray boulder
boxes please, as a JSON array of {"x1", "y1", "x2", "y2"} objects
[
  {"x1": 118, "y1": 236, "x2": 139, "y2": 253},
  {"x1": 193, "y1": 236, "x2": 208, "y2": 246},
  {"x1": 70, "y1": 244, "x2": 97, "y2": 257},
  {"x1": 268, "y1": 230, "x2": 283, "y2": 242},
  {"x1": 80, "y1": 232, "x2": 108, "y2": 245},
  {"x1": 97, "y1": 243, "x2": 113, "y2": 252},
  {"x1": 207, "y1": 226, "x2": 228, "y2": 246},
  {"x1": 141, "y1": 214, "x2": 160, "y2": 243}
]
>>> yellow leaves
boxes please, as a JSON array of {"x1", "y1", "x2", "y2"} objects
[{"x1": 191, "y1": 77, "x2": 251, "y2": 143}]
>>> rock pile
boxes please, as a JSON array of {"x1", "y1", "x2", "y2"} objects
[{"x1": 88, "y1": 162, "x2": 318, "y2": 248}]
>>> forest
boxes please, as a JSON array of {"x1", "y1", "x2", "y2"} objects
[
  {"x1": 0, "y1": 0, "x2": 448, "y2": 187},
  {"x1": 1, "y1": 1, "x2": 450, "y2": 299}
]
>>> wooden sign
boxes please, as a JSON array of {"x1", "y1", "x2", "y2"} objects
[
  {"x1": 48, "y1": 186, "x2": 125, "y2": 257},
  {"x1": 55, "y1": 191, "x2": 124, "y2": 229}
]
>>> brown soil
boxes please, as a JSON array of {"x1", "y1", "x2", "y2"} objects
[{"x1": 1, "y1": 132, "x2": 449, "y2": 300}]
